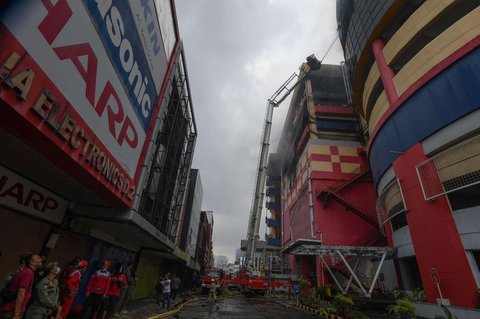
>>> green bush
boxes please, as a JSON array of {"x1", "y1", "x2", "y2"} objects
[
  {"x1": 333, "y1": 293, "x2": 354, "y2": 313},
  {"x1": 387, "y1": 298, "x2": 415, "y2": 315},
  {"x1": 315, "y1": 285, "x2": 331, "y2": 300}
]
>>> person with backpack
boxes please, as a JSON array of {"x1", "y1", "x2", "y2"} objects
[
  {"x1": 25, "y1": 262, "x2": 61, "y2": 319},
  {"x1": 1, "y1": 254, "x2": 43, "y2": 319},
  {"x1": 59, "y1": 260, "x2": 88, "y2": 319},
  {"x1": 83, "y1": 260, "x2": 111, "y2": 319}
]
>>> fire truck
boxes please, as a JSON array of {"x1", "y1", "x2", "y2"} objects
[{"x1": 200, "y1": 268, "x2": 225, "y2": 294}]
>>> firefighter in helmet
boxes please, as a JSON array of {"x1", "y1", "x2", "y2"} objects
[{"x1": 207, "y1": 278, "x2": 217, "y2": 303}]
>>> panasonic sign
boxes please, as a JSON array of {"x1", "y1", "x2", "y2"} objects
[{"x1": 84, "y1": 0, "x2": 157, "y2": 132}]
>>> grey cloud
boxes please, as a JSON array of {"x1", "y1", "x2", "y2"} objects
[{"x1": 176, "y1": 0, "x2": 342, "y2": 261}]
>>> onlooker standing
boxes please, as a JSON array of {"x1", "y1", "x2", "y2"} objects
[
  {"x1": 112, "y1": 265, "x2": 127, "y2": 316},
  {"x1": 59, "y1": 260, "x2": 88, "y2": 319},
  {"x1": 59, "y1": 256, "x2": 81, "y2": 301},
  {"x1": 83, "y1": 260, "x2": 111, "y2": 319},
  {"x1": 171, "y1": 274, "x2": 181, "y2": 301},
  {"x1": 118, "y1": 265, "x2": 136, "y2": 315},
  {"x1": 0, "y1": 253, "x2": 30, "y2": 296},
  {"x1": 154, "y1": 277, "x2": 164, "y2": 305},
  {"x1": 103, "y1": 265, "x2": 126, "y2": 319},
  {"x1": 161, "y1": 274, "x2": 171, "y2": 310},
  {"x1": 1, "y1": 254, "x2": 43, "y2": 319},
  {"x1": 25, "y1": 262, "x2": 61, "y2": 319}
]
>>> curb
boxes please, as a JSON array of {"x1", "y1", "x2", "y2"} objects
[
  {"x1": 292, "y1": 302, "x2": 343, "y2": 319},
  {"x1": 147, "y1": 297, "x2": 198, "y2": 319}
]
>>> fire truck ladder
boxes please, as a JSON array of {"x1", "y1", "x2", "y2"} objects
[{"x1": 244, "y1": 55, "x2": 321, "y2": 270}]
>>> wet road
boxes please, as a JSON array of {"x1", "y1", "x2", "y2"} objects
[{"x1": 172, "y1": 295, "x2": 317, "y2": 319}]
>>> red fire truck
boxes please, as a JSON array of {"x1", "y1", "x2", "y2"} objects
[
  {"x1": 223, "y1": 269, "x2": 292, "y2": 295},
  {"x1": 201, "y1": 268, "x2": 225, "y2": 294}
]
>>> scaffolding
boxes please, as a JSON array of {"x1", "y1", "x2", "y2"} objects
[{"x1": 138, "y1": 50, "x2": 197, "y2": 242}]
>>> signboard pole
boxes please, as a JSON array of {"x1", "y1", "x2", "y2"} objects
[{"x1": 430, "y1": 267, "x2": 444, "y2": 305}]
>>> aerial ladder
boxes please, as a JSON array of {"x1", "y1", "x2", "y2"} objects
[{"x1": 243, "y1": 54, "x2": 321, "y2": 272}]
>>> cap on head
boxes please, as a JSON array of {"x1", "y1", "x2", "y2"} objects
[
  {"x1": 78, "y1": 260, "x2": 88, "y2": 268},
  {"x1": 102, "y1": 260, "x2": 111, "y2": 268}
]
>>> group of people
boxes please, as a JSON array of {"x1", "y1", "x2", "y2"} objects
[
  {"x1": 0, "y1": 254, "x2": 136, "y2": 319},
  {"x1": 154, "y1": 273, "x2": 180, "y2": 311}
]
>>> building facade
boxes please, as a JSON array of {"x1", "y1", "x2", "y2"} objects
[
  {"x1": 338, "y1": 0, "x2": 480, "y2": 310},
  {"x1": 0, "y1": 0, "x2": 196, "y2": 304},
  {"x1": 276, "y1": 63, "x2": 391, "y2": 290},
  {"x1": 196, "y1": 210, "x2": 214, "y2": 271},
  {"x1": 177, "y1": 169, "x2": 203, "y2": 273}
]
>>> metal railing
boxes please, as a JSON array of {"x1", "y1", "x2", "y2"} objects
[{"x1": 417, "y1": 134, "x2": 480, "y2": 200}]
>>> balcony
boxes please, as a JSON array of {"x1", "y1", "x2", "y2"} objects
[
  {"x1": 266, "y1": 201, "x2": 280, "y2": 211},
  {"x1": 266, "y1": 187, "x2": 280, "y2": 197},
  {"x1": 266, "y1": 175, "x2": 281, "y2": 186},
  {"x1": 265, "y1": 235, "x2": 281, "y2": 247},
  {"x1": 265, "y1": 217, "x2": 281, "y2": 228}
]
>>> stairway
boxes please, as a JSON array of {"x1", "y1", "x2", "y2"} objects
[
  {"x1": 317, "y1": 167, "x2": 378, "y2": 228},
  {"x1": 327, "y1": 191, "x2": 378, "y2": 227}
]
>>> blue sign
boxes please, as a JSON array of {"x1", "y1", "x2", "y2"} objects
[
  {"x1": 293, "y1": 284, "x2": 300, "y2": 295},
  {"x1": 83, "y1": 0, "x2": 158, "y2": 132}
]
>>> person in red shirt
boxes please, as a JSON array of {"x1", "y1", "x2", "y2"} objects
[
  {"x1": 59, "y1": 257, "x2": 81, "y2": 301},
  {"x1": 103, "y1": 265, "x2": 126, "y2": 319},
  {"x1": 82, "y1": 260, "x2": 111, "y2": 319},
  {"x1": 59, "y1": 260, "x2": 88, "y2": 319},
  {"x1": 1, "y1": 254, "x2": 42, "y2": 319}
]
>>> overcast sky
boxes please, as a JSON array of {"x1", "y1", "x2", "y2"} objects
[{"x1": 175, "y1": 0, "x2": 343, "y2": 263}]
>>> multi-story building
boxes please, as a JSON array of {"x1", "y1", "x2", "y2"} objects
[
  {"x1": 196, "y1": 210, "x2": 214, "y2": 271},
  {"x1": 176, "y1": 169, "x2": 203, "y2": 277},
  {"x1": 337, "y1": 0, "x2": 480, "y2": 313},
  {"x1": 278, "y1": 62, "x2": 393, "y2": 291},
  {"x1": 0, "y1": 0, "x2": 196, "y2": 303},
  {"x1": 214, "y1": 255, "x2": 228, "y2": 269}
]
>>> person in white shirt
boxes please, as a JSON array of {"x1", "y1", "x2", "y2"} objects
[{"x1": 161, "y1": 273, "x2": 171, "y2": 310}]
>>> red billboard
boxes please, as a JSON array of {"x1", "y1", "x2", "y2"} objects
[{"x1": 0, "y1": 0, "x2": 178, "y2": 206}]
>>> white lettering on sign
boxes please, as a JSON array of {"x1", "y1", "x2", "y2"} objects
[
  {"x1": 2, "y1": 0, "x2": 148, "y2": 178},
  {"x1": 0, "y1": 166, "x2": 68, "y2": 224}
]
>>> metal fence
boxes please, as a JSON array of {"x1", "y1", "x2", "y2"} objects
[{"x1": 416, "y1": 134, "x2": 480, "y2": 200}]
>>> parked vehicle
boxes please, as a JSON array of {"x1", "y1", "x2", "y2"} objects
[{"x1": 201, "y1": 268, "x2": 225, "y2": 294}]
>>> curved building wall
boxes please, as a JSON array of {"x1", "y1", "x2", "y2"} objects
[
  {"x1": 337, "y1": 0, "x2": 480, "y2": 309},
  {"x1": 336, "y1": 0, "x2": 395, "y2": 82}
]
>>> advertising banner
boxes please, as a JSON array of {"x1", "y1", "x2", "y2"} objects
[{"x1": 0, "y1": 0, "x2": 176, "y2": 205}]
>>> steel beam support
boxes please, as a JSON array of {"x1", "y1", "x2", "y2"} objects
[
  {"x1": 368, "y1": 251, "x2": 387, "y2": 294},
  {"x1": 336, "y1": 249, "x2": 368, "y2": 297},
  {"x1": 345, "y1": 257, "x2": 361, "y2": 293},
  {"x1": 320, "y1": 255, "x2": 343, "y2": 293}
]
